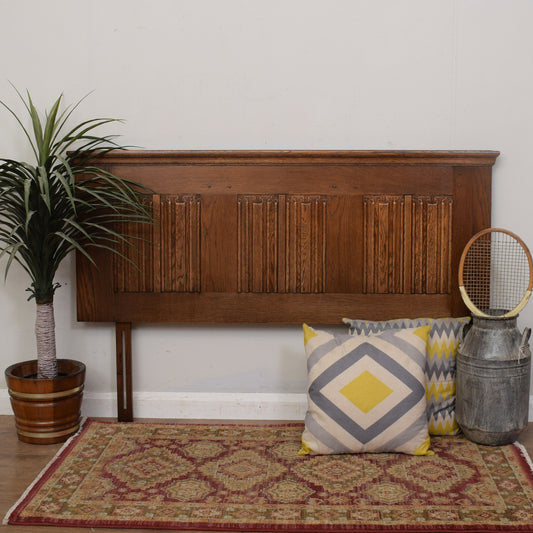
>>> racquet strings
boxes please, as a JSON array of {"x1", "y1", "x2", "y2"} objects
[{"x1": 462, "y1": 231, "x2": 530, "y2": 316}]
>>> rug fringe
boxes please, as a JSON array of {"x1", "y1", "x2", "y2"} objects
[
  {"x1": 2, "y1": 417, "x2": 89, "y2": 526},
  {"x1": 513, "y1": 440, "x2": 533, "y2": 474}
]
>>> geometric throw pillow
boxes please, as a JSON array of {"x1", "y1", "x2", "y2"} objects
[
  {"x1": 299, "y1": 324, "x2": 433, "y2": 456},
  {"x1": 343, "y1": 317, "x2": 470, "y2": 436}
]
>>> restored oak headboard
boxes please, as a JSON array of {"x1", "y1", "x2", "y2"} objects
[{"x1": 76, "y1": 150, "x2": 498, "y2": 420}]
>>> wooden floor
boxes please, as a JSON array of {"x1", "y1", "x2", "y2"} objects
[{"x1": 1, "y1": 415, "x2": 532, "y2": 533}]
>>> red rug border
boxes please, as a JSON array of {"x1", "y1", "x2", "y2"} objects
[{"x1": 6, "y1": 418, "x2": 533, "y2": 532}]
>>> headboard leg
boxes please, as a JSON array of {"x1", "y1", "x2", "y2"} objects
[{"x1": 115, "y1": 322, "x2": 133, "y2": 422}]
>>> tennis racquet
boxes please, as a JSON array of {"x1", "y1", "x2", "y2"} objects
[{"x1": 458, "y1": 228, "x2": 533, "y2": 318}]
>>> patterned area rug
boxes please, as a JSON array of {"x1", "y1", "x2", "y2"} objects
[{"x1": 4, "y1": 419, "x2": 533, "y2": 531}]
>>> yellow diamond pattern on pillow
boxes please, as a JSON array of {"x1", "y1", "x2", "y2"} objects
[
  {"x1": 342, "y1": 317, "x2": 470, "y2": 436},
  {"x1": 300, "y1": 324, "x2": 433, "y2": 456},
  {"x1": 340, "y1": 371, "x2": 393, "y2": 414}
]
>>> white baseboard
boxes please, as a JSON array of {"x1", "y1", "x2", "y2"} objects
[
  {"x1": 0, "y1": 389, "x2": 307, "y2": 419},
  {"x1": 1, "y1": 388, "x2": 533, "y2": 422},
  {"x1": 0, "y1": 389, "x2": 306, "y2": 419},
  {"x1": 81, "y1": 391, "x2": 309, "y2": 420}
]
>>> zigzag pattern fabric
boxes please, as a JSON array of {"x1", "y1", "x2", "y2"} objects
[
  {"x1": 300, "y1": 324, "x2": 433, "y2": 456},
  {"x1": 343, "y1": 317, "x2": 470, "y2": 436}
]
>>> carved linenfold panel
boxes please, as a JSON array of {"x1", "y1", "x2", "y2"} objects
[
  {"x1": 114, "y1": 194, "x2": 201, "y2": 293},
  {"x1": 238, "y1": 194, "x2": 327, "y2": 293},
  {"x1": 411, "y1": 196, "x2": 453, "y2": 294},
  {"x1": 113, "y1": 198, "x2": 155, "y2": 293},
  {"x1": 160, "y1": 195, "x2": 201, "y2": 293},
  {"x1": 285, "y1": 195, "x2": 327, "y2": 293},
  {"x1": 238, "y1": 195, "x2": 279, "y2": 293},
  {"x1": 364, "y1": 195, "x2": 453, "y2": 294},
  {"x1": 364, "y1": 195, "x2": 406, "y2": 294}
]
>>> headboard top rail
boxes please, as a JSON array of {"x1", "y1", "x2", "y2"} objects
[{"x1": 91, "y1": 150, "x2": 500, "y2": 167}]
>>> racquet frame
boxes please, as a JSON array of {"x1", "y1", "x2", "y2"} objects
[{"x1": 458, "y1": 227, "x2": 533, "y2": 318}]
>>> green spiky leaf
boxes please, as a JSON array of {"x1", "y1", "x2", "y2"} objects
[{"x1": 0, "y1": 88, "x2": 153, "y2": 305}]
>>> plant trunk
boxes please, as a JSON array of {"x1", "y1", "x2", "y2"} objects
[{"x1": 36, "y1": 302, "x2": 58, "y2": 379}]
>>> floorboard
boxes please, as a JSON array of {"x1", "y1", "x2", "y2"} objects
[{"x1": 1, "y1": 415, "x2": 532, "y2": 533}]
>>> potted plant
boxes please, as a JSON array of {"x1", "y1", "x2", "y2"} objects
[{"x1": 1, "y1": 89, "x2": 152, "y2": 443}]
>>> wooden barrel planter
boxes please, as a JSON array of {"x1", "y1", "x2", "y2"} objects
[{"x1": 5, "y1": 359, "x2": 85, "y2": 444}]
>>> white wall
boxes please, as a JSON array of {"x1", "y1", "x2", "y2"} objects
[{"x1": 1, "y1": 0, "x2": 533, "y2": 418}]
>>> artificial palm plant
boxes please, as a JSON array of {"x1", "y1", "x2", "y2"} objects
[{"x1": 0, "y1": 90, "x2": 152, "y2": 380}]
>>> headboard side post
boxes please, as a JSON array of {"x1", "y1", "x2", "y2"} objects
[{"x1": 115, "y1": 322, "x2": 133, "y2": 422}]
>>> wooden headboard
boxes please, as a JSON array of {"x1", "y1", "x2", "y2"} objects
[{"x1": 75, "y1": 150, "x2": 498, "y2": 420}]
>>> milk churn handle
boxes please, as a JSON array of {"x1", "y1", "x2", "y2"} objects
[
  {"x1": 519, "y1": 327, "x2": 531, "y2": 360},
  {"x1": 458, "y1": 321, "x2": 472, "y2": 350}
]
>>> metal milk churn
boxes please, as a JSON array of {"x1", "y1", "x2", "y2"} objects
[{"x1": 456, "y1": 316, "x2": 531, "y2": 445}]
